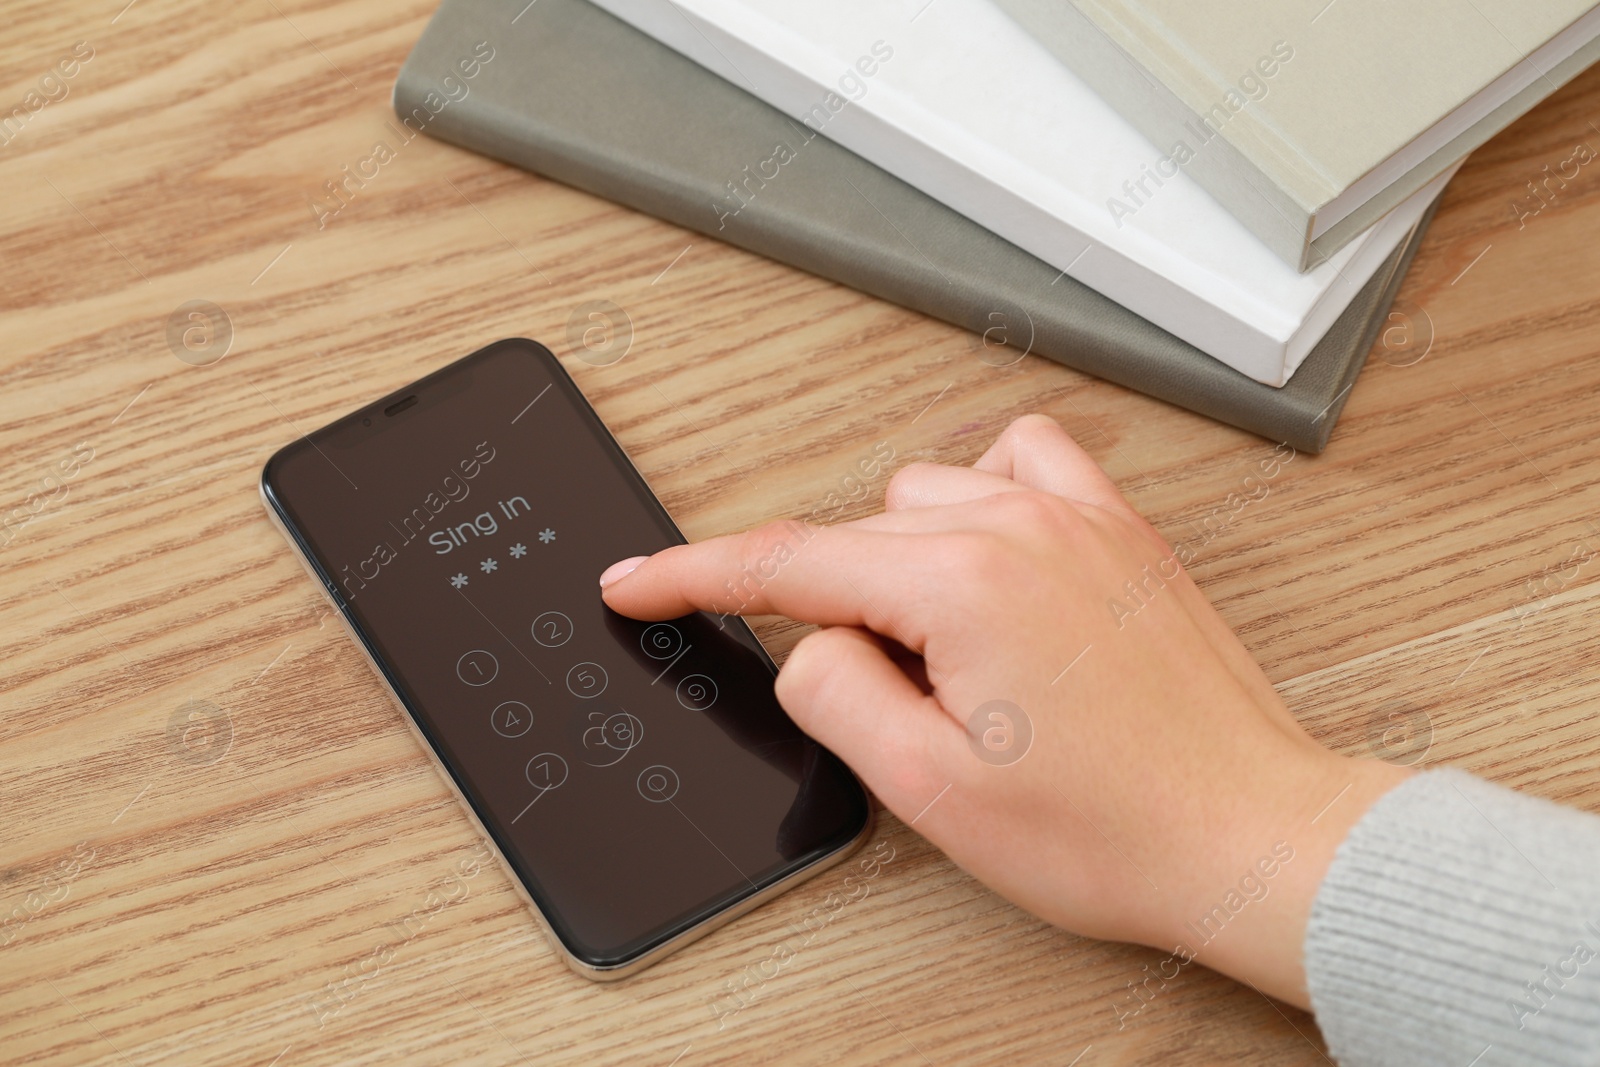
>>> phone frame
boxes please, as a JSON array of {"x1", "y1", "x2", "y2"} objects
[{"x1": 259, "y1": 338, "x2": 873, "y2": 981}]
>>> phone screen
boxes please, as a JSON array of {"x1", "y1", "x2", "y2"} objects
[{"x1": 262, "y1": 339, "x2": 869, "y2": 969}]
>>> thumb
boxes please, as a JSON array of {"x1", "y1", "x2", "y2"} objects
[{"x1": 775, "y1": 626, "x2": 964, "y2": 823}]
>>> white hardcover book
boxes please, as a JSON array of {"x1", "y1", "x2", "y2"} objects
[{"x1": 586, "y1": 0, "x2": 1457, "y2": 386}]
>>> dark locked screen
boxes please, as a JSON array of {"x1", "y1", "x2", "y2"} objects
[{"x1": 263, "y1": 340, "x2": 868, "y2": 967}]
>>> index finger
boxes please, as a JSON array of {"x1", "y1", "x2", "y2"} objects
[{"x1": 599, "y1": 519, "x2": 936, "y2": 653}]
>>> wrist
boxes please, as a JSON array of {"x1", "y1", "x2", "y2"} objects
[{"x1": 1154, "y1": 753, "x2": 1415, "y2": 1010}]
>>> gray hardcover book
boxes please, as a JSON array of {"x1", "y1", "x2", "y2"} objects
[{"x1": 393, "y1": 0, "x2": 1438, "y2": 452}]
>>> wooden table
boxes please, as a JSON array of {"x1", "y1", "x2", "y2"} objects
[{"x1": 5, "y1": 2, "x2": 1600, "y2": 1063}]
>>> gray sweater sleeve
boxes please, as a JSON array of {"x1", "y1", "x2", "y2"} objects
[{"x1": 1305, "y1": 767, "x2": 1600, "y2": 1066}]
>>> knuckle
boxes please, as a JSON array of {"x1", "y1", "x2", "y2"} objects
[
  {"x1": 737, "y1": 520, "x2": 807, "y2": 578},
  {"x1": 933, "y1": 494, "x2": 1082, "y2": 589},
  {"x1": 994, "y1": 488, "x2": 1081, "y2": 536},
  {"x1": 1082, "y1": 499, "x2": 1172, "y2": 559},
  {"x1": 884, "y1": 462, "x2": 937, "y2": 510},
  {"x1": 1000, "y1": 412, "x2": 1062, "y2": 446}
]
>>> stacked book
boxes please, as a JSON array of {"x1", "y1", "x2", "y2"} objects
[{"x1": 396, "y1": 0, "x2": 1600, "y2": 450}]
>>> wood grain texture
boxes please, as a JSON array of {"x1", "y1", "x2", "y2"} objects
[{"x1": 3, "y1": 1, "x2": 1600, "y2": 1064}]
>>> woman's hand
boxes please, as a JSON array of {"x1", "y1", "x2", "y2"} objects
[{"x1": 599, "y1": 415, "x2": 1410, "y2": 1007}]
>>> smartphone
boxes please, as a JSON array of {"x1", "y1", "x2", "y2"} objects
[{"x1": 261, "y1": 338, "x2": 872, "y2": 979}]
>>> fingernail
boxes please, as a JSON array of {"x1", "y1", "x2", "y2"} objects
[{"x1": 599, "y1": 555, "x2": 648, "y2": 589}]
